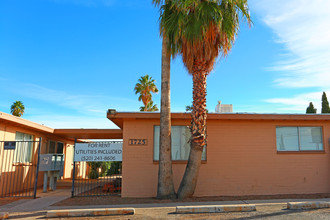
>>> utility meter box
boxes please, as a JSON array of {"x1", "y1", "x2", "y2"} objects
[
  {"x1": 39, "y1": 154, "x2": 64, "y2": 176},
  {"x1": 39, "y1": 154, "x2": 52, "y2": 171},
  {"x1": 39, "y1": 154, "x2": 64, "y2": 192}
]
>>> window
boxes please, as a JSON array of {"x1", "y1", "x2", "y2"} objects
[
  {"x1": 276, "y1": 126, "x2": 323, "y2": 151},
  {"x1": 57, "y1": 142, "x2": 64, "y2": 154},
  {"x1": 48, "y1": 141, "x2": 56, "y2": 153},
  {"x1": 14, "y1": 132, "x2": 34, "y2": 163},
  {"x1": 154, "y1": 126, "x2": 206, "y2": 161},
  {"x1": 48, "y1": 140, "x2": 64, "y2": 154}
]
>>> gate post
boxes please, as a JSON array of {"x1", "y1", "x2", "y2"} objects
[
  {"x1": 33, "y1": 137, "x2": 42, "y2": 199},
  {"x1": 71, "y1": 138, "x2": 77, "y2": 198}
]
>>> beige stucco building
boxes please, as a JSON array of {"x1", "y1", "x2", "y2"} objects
[{"x1": 0, "y1": 112, "x2": 121, "y2": 197}]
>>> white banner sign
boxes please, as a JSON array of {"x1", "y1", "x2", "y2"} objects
[{"x1": 74, "y1": 142, "x2": 122, "y2": 162}]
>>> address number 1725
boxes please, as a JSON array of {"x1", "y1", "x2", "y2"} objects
[{"x1": 128, "y1": 139, "x2": 147, "y2": 145}]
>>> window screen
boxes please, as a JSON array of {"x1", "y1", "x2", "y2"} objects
[
  {"x1": 276, "y1": 126, "x2": 323, "y2": 151},
  {"x1": 14, "y1": 132, "x2": 34, "y2": 163},
  {"x1": 154, "y1": 126, "x2": 206, "y2": 160}
]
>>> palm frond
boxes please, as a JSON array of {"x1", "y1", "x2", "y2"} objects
[
  {"x1": 152, "y1": 0, "x2": 164, "y2": 7},
  {"x1": 159, "y1": 0, "x2": 251, "y2": 73}
]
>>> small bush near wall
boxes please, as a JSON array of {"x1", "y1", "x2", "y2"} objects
[
  {"x1": 87, "y1": 162, "x2": 122, "y2": 179},
  {"x1": 107, "y1": 162, "x2": 122, "y2": 175},
  {"x1": 87, "y1": 162, "x2": 102, "y2": 179}
]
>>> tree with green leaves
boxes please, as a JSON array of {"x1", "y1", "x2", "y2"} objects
[
  {"x1": 153, "y1": 0, "x2": 176, "y2": 199},
  {"x1": 306, "y1": 102, "x2": 317, "y2": 113},
  {"x1": 10, "y1": 101, "x2": 25, "y2": 117},
  {"x1": 159, "y1": 0, "x2": 251, "y2": 198},
  {"x1": 134, "y1": 75, "x2": 159, "y2": 112},
  {"x1": 87, "y1": 162, "x2": 102, "y2": 179},
  {"x1": 140, "y1": 100, "x2": 159, "y2": 112},
  {"x1": 185, "y1": 105, "x2": 193, "y2": 112},
  {"x1": 321, "y1": 92, "x2": 330, "y2": 113}
]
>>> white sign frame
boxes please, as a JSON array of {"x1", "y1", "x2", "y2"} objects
[{"x1": 74, "y1": 142, "x2": 122, "y2": 162}]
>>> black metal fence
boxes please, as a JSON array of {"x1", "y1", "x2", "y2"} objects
[
  {"x1": 71, "y1": 161, "x2": 122, "y2": 197},
  {"x1": 71, "y1": 141, "x2": 122, "y2": 197},
  {"x1": 0, "y1": 139, "x2": 41, "y2": 198}
]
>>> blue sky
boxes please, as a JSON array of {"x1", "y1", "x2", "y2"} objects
[{"x1": 1, "y1": 0, "x2": 330, "y2": 129}]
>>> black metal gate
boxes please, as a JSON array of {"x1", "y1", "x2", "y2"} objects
[
  {"x1": 0, "y1": 139, "x2": 41, "y2": 198},
  {"x1": 71, "y1": 141, "x2": 122, "y2": 197}
]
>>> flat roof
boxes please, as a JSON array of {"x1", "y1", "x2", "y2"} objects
[
  {"x1": 107, "y1": 110, "x2": 330, "y2": 129},
  {"x1": 54, "y1": 129, "x2": 123, "y2": 140},
  {"x1": 0, "y1": 112, "x2": 54, "y2": 133},
  {"x1": 0, "y1": 112, "x2": 122, "y2": 140}
]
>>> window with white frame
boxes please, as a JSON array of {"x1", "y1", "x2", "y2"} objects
[
  {"x1": 276, "y1": 126, "x2": 323, "y2": 151},
  {"x1": 154, "y1": 126, "x2": 206, "y2": 161},
  {"x1": 14, "y1": 132, "x2": 34, "y2": 163}
]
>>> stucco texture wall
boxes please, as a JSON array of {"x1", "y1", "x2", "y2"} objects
[
  {"x1": 121, "y1": 118, "x2": 330, "y2": 197},
  {"x1": 0, "y1": 124, "x2": 74, "y2": 196}
]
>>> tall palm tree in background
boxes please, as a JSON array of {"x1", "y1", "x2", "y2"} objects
[
  {"x1": 159, "y1": 0, "x2": 251, "y2": 199},
  {"x1": 11, "y1": 101, "x2": 25, "y2": 117},
  {"x1": 140, "y1": 100, "x2": 159, "y2": 112},
  {"x1": 134, "y1": 74, "x2": 159, "y2": 112},
  {"x1": 153, "y1": 0, "x2": 176, "y2": 199}
]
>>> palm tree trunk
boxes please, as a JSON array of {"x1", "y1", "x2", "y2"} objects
[
  {"x1": 157, "y1": 37, "x2": 176, "y2": 199},
  {"x1": 177, "y1": 60, "x2": 207, "y2": 199}
]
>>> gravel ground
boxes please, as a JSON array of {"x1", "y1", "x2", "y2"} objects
[
  {"x1": 6, "y1": 204, "x2": 330, "y2": 219},
  {"x1": 3, "y1": 192, "x2": 330, "y2": 219}
]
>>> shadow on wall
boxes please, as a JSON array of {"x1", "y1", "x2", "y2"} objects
[{"x1": 0, "y1": 142, "x2": 39, "y2": 197}]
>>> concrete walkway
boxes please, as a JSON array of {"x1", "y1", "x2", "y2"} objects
[
  {"x1": 2, "y1": 187, "x2": 330, "y2": 213},
  {"x1": 0, "y1": 188, "x2": 72, "y2": 212}
]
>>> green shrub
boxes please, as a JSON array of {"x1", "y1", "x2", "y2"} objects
[
  {"x1": 87, "y1": 162, "x2": 102, "y2": 179},
  {"x1": 87, "y1": 161, "x2": 122, "y2": 179},
  {"x1": 107, "y1": 162, "x2": 122, "y2": 175},
  {"x1": 88, "y1": 169, "x2": 99, "y2": 179}
]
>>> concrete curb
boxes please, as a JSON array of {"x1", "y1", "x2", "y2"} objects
[
  {"x1": 176, "y1": 204, "x2": 256, "y2": 213},
  {"x1": 287, "y1": 201, "x2": 330, "y2": 210},
  {"x1": 46, "y1": 208, "x2": 135, "y2": 218},
  {"x1": 0, "y1": 212, "x2": 9, "y2": 220}
]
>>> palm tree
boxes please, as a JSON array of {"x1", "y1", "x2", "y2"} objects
[
  {"x1": 134, "y1": 74, "x2": 159, "y2": 111},
  {"x1": 153, "y1": 0, "x2": 177, "y2": 199},
  {"x1": 159, "y1": 0, "x2": 251, "y2": 199},
  {"x1": 140, "y1": 100, "x2": 159, "y2": 112},
  {"x1": 11, "y1": 101, "x2": 25, "y2": 117}
]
